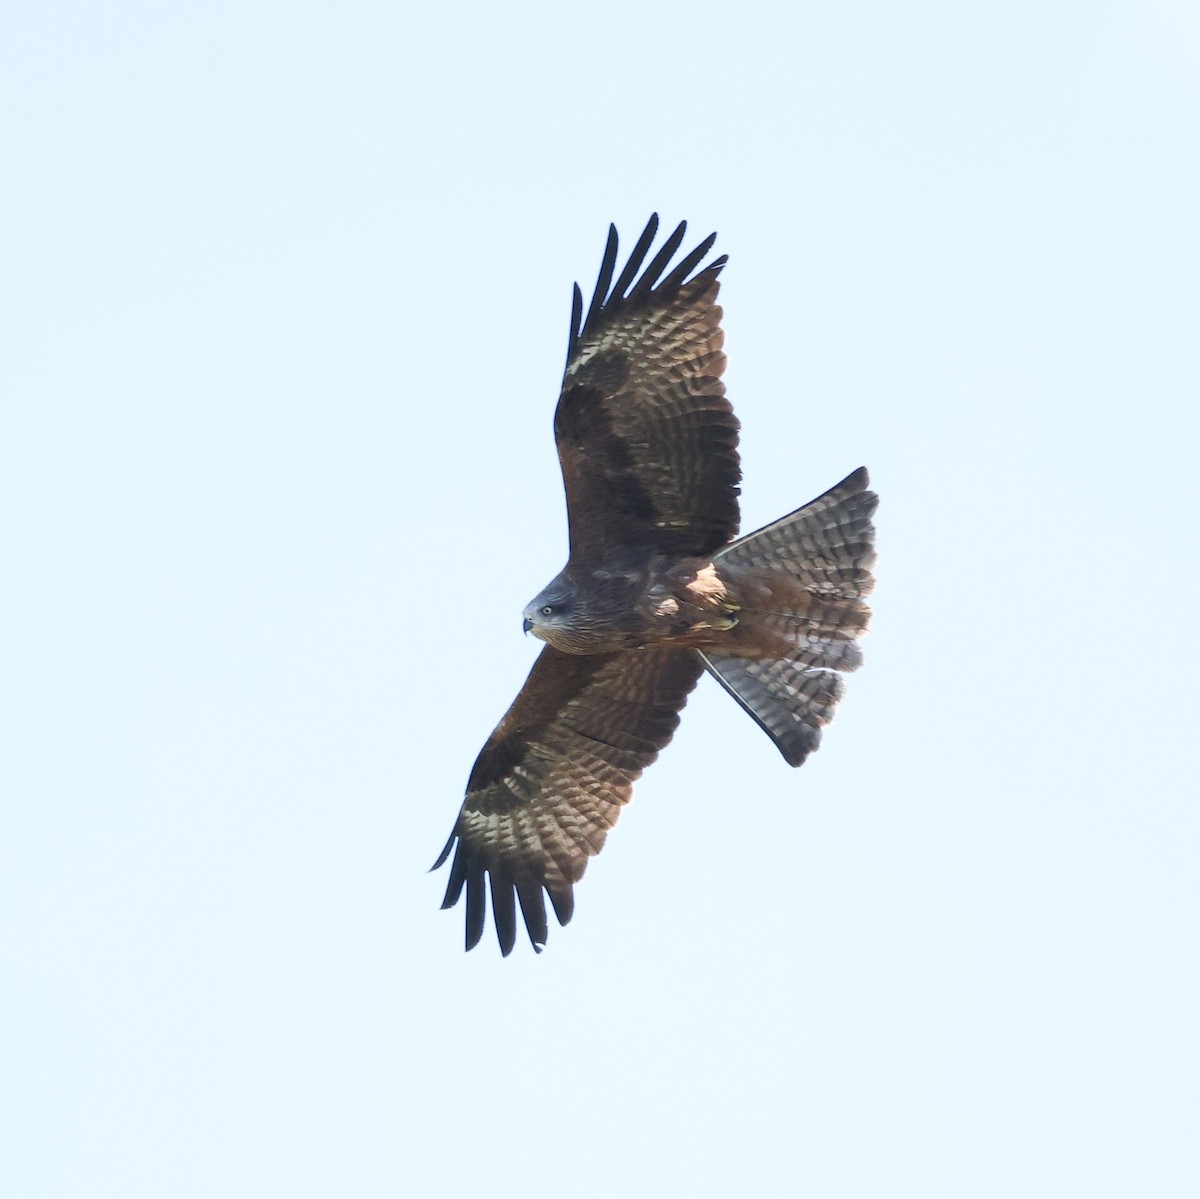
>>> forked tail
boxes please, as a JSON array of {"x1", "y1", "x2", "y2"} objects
[{"x1": 701, "y1": 467, "x2": 877, "y2": 766}]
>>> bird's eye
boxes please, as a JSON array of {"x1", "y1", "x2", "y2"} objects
[{"x1": 541, "y1": 605, "x2": 554, "y2": 616}]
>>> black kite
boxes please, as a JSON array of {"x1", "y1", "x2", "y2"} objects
[{"x1": 434, "y1": 216, "x2": 877, "y2": 955}]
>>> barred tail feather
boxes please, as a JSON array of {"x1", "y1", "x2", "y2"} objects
[
  {"x1": 698, "y1": 651, "x2": 846, "y2": 767},
  {"x1": 704, "y1": 467, "x2": 877, "y2": 766},
  {"x1": 714, "y1": 466, "x2": 877, "y2": 594}
]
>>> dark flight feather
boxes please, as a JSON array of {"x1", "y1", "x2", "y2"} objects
[
  {"x1": 583, "y1": 224, "x2": 620, "y2": 340},
  {"x1": 608, "y1": 214, "x2": 661, "y2": 302}
]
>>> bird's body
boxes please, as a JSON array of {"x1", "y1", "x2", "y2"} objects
[
  {"x1": 523, "y1": 554, "x2": 735, "y2": 654},
  {"x1": 435, "y1": 217, "x2": 877, "y2": 955}
]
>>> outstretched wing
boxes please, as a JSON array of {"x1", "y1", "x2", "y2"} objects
[
  {"x1": 434, "y1": 645, "x2": 704, "y2": 955},
  {"x1": 555, "y1": 215, "x2": 741, "y2": 562}
]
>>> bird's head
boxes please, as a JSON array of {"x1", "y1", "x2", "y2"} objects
[{"x1": 522, "y1": 574, "x2": 583, "y2": 650}]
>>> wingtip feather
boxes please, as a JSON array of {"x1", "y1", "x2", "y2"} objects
[
  {"x1": 548, "y1": 885, "x2": 574, "y2": 927},
  {"x1": 583, "y1": 224, "x2": 620, "y2": 335},
  {"x1": 464, "y1": 869, "x2": 487, "y2": 951},
  {"x1": 566, "y1": 282, "x2": 584, "y2": 366},
  {"x1": 438, "y1": 841, "x2": 468, "y2": 909},
  {"x1": 490, "y1": 874, "x2": 518, "y2": 957},
  {"x1": 516, "y1": 879, "x2": 550, "y2": 952},
  {"x1": 430, "y1": 833, "x2": 455, "y2": 872}
]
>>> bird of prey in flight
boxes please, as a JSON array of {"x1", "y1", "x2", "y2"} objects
[{"x1": 434, "y1": 216, "x2": 877, "y2": 955}]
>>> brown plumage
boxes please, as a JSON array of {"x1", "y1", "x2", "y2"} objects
[{"x1": 434, "y1": 216, "x2": 877, "y2": 955}]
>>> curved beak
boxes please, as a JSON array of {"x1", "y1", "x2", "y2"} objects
[{"x1": 522, "y1": 617, "x2": 533, "y2": 635}]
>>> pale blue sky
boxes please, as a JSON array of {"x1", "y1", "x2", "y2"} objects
[{"x1": 3, "y1": 2, "x2": 1198, "y2": 1196}]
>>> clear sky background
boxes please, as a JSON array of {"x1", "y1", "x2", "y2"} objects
[{"x1": 3, "y1": 2, "x2": 1198, "y2": 1196}]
